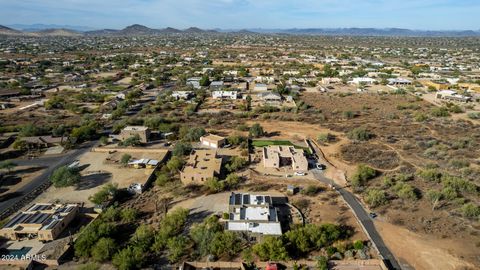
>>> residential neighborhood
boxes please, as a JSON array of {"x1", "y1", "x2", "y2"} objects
[{"x1": 0, "y1": 10, "x2": 480, "y2": 270}]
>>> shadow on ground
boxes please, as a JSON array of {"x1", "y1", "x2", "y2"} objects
[{"x1": 76, "y1": 173, "x2": 111, "y2": 190}]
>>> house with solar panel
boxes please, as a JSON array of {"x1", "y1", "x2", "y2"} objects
[
  {"x1": 0, "y1": 203, "x2": 79, "y2": 241},
  {"x1": 226, "y1": 192, "x2": 282, "y2": 235}
]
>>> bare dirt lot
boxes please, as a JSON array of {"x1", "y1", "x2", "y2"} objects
[{"x1": 34, "y1": 150, "x2": 166, "y2": 207}]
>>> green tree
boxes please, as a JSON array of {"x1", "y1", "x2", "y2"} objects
[
  {"x1": 121, "y1": 208, "x2": 138, "y2": 223},
  {"x1": 199, "y1": 75, "x2": 211, "y2": 87},
  {"x1": 130, "y1": 224, "x2": 155, "y2": 250},
  {"x1": 120, "y1": 154, "x2": 132, "y2": 166},
  {"x1": 50, "y1": 166, "x2": 81, "y2": 187},
  {"x1": 166, "y1": 156, "x2": 185, "y2": 172},
  {"x1": 91, "y1": 237, "x2": 116, "y2": 262},
  {"x1": 112, "y1": 246, "x2": 145, "y2": 270},
  {"x1": 155, "y1": 172, "x2": 172, "y2": 186},
  {"x1": 205, "y1": 177, "x2": 225, "y2": 193},
  {"x1": 89, "y1": 183, "x2": 118, "y2": 205},
  {"x1": 209, "y1": 231, "x2": 242, "y2": 259},
  {"x1": 152, "y1": 208, "x2": 189, "y2": 252},
  {"x1": 225, "y1": 173, "x2": 241, "y2": 189},
  {"x1": 316, "y1": 256, "x2": 328, "y2": 270},
  {"x1": 249, "y1": 123, "x2": 265, "y2": 138},
  {"x1": 167, "y1": 236, "x2": 190, "y2": 263},
  {"x1": 253, "y1": 236, "x2": 289, "y2": 261},
  {"x1": 173, "y1": 142, "x2": 192, "y2": 157},
  {"x1": 226, "y1": 156, "x2": 248, "y2": 172},
  {"x1": 120, "y1": 134, "x2": 141, "y2": 147}
]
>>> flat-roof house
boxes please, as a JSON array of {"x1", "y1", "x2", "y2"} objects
[
  {"x1": 119, "y1": 126, "x2": 150, "y2": 143},
  {"x1": 21, "y1": 136, "x2": 66, "y2": 149},
  {"x1": 263, "y1": 145, "x2": 308, "y2": 171},
  {"x1": 226, "y1": 192, "x2": 282, "y2": 235},
  {"x1": 172, "y1": 91, "x2": 194, "y2": 100},
  {"x1": 200, "y1": 134, "x2": 226, "y2": 149},
  {"x1": 180, "y1": 149, "x2": 222, "y2": 185},
  {"x1": 210, "y1": 81, "x2": 224, "y2": 91},
  {"x1": 436, "y1": 90, "x2": 472, "y2": 103},
  {"x1": 212, "y1": 90, "x2": 239, "y2": 100},
  {"x1": 258, "y1": 92, "x2": 282, "y2": 106},
  {"x1": 0, "y1": 203, "x2": 79, "y2": 241},
  {"x1": 350, "y1": 77, "x2": 377, "y2": 85},
  {"x1": 186, "y1": 77, "x2": 201, "y2": 89},
  {"x1": 388, "y1": 78, "x2": 412, "y2": 86},
  {"x1": 254, "y1": 83, "x2": 268, "y2": 91}
]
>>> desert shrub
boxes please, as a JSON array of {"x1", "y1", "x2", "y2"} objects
[
  {"x1": 441, "y1": 175, "x2": 478, "y2": 194},
  {"x1": 414, "y1": 112, "x2": 428, "y2": 122},
  {"x1": 417, "y1": 169, "x2": 442, "y2": 182},
  {"x1": 347, "y1": 127, "x2": 373, "y2": 141},
  {"x1": 249, "y1": 123, "x2": 265, "y2": 138},
  {"x1": 364, "y1": 188, "x2": 387, "y2": 207},
  {"x1": 353, "y1": 240, "x2": 364, "y2": 250},
  {"x1": 351, "y1": 165, "x2": 377, "y2": 188},
  {"x1": 449, "y1": 159, "x2": 470, "y2": 169},
  {"x1": 430, "y1": 107, "x2": 450, "y2": 117},
  {"x1": 393, "y1": 182, "x2": 418, "y2": 200},
  {"x1": 301, "y1": 185, "x2": 323, "y2": 196},
  {"x1": 317, "y1": 133, "x2": 336, "y2": 143},
  {"x1": 441, "y1": 186, "x2": 458, "y2": 201},
  {"x1": 467, "y1": 112, "x2": 480, "y2": 119},
  {"x1": 460, "y1": 203, "x2": 480, "y2": 220}
]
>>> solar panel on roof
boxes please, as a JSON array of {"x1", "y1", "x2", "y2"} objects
[{"x1": 3, "y1": 213, "x2": 25, "y2": 228}]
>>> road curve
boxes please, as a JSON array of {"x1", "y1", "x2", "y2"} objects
[
  {"x1": 307, "y1": 140, "x2": 401, "y2": 270},
  {"x1": 0, "y1": 141, "x2": 96, "y2": 216}
]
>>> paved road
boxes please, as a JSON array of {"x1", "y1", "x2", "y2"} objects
[
  {"x1": 307, "y1": 140, "x2": 401, "y2": 270},
  {"x1": 0, "y1": 141, "x2": 97, "y2": 215},
  {"x1": 312, "y1": 170, "x2": 401, "y2": 270}
]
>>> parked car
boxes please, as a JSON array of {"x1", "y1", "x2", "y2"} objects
[
  {"x1": 316, "y1": 163, "x2": 326, "y2": 170},
  {"x1": 369, "y1": 212, "x2": 377, "y2": 219},
  {"x1": 294, "y1": 172, "x2": 307, "y2": 176}
]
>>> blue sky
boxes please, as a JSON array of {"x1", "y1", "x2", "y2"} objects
[{"x1": 0, "y1": 0, "x2": 478, "y2": 30}]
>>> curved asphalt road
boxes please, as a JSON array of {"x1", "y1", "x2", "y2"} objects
[
  {"x1": 0, "y1": 141, "x2": 96, "y2": 216},
  {"x1": 307, "y1": 140, "x2": 401, "y2": 270},
  {"x1": 312, "y1": 170, "x2": 401, "y2": 270}
]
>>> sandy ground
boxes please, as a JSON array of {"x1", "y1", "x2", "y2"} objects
[
  {"x1": 34, "y1": 150, "x2": 162, "y2": 207},
  {"x1": 116, "y1": 76, "x2": 132, "y2": 85},
  {"x1": 94, "y1": 72, "x2": 117, "y2": 78},
  {"x1": 376, "y1": 221, "x2": 477, "y2": 270}
]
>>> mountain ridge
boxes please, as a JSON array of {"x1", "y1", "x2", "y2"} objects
[{"x1": 1, "y1": 24, "x2": 479, "y2": 37}]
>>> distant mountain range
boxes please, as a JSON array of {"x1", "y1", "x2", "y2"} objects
[{"x1": 1, "y1": 24, "x2": 480, "y2": 37}]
